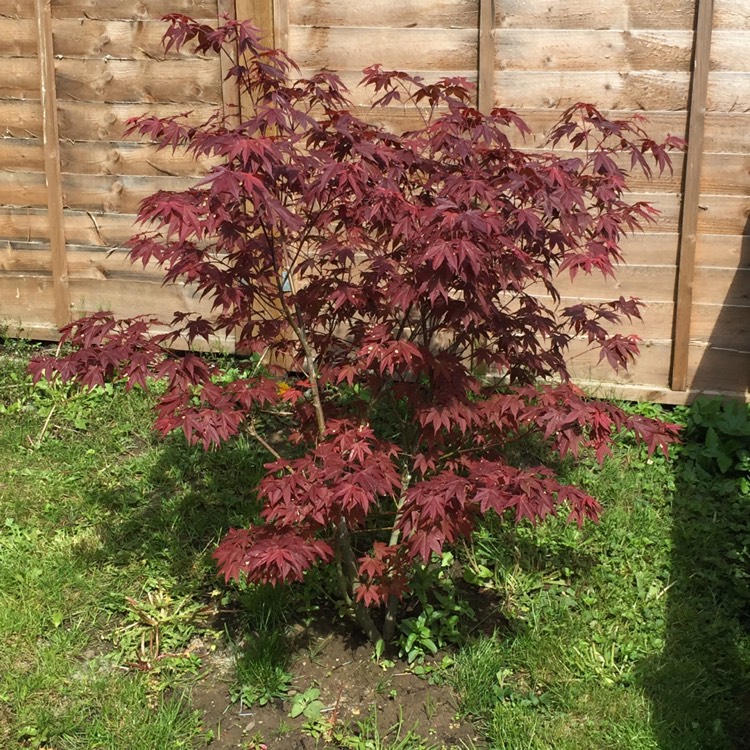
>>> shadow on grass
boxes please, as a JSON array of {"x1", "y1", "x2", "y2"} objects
[
  {"x1": 83, "y1": 432, "x2": 269, "y2": 592},
  {"x1": 76, "y1": 427, "x2": 366, "y2": 649},
  {"x1": 639, "y1": 446, "x2": 750, "y2": 749}
]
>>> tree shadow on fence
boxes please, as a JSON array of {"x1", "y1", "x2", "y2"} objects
[
  {"x1": 639, "y1": 422, "x2": 750, "y2": 748},
  {"x1": 687, "y1": 219, "x2": 750, "y2": 397}
]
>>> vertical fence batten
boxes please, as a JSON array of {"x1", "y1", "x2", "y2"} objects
[
  {"x1": 34, "y1": 0, "x2": 70, "y2": 329},
  {"x1": 236, "y1": 0, "x2": 274, "y2": 45},
  {"x1": 477, "y1": 0, "x2": 496, "y2": 114},
  {"x1": 273, "y1": 0, "x2": 289, "y2": 51},
  {"x1": 217, "y1": 0, "x2": 240, "y2": 126},
  {"x1": 670, "y1": 0, "x2": 715, "y2": 392}
]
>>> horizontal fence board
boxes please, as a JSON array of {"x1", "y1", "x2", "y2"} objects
[
  {"x1": 51, "y1": 19, "x2": 213, "y2": 60},
  {"x1": 494, "y1": 71, "x2": 748, "y2": 112},
  {"x1": 700, "y1": 153, "x2": 750, "y2": 195},
  {"x1": 497, "y1": 0, "x2": 694, "y2": 30},
  {"x1": 50, "y1": 0, "x2": 218, "y2": 21},
  {"x1": 0, "y1": 1, "x2": 34, "y2": 19},
  {"x1": 59, "y1": 141, "x2": 215, "y2": 176},
  {"x1": 497, "y1": 30, "x2": 692, "y2": 72},
  {"x1": 707, "y1": 72, "x2": 750, "y2": 112},
  {"x1": 67, "y1": 247, "x2": 164, "y2": 282},
  {"x1": 55, "y1": 59, "x2": 223, "y2": 104},
  {"x1": 0, "y1": 275, "x2": 57, "y2": 329},
  {"x1": 545, "y1": 264, "x2": 678, "y2": 303},
  {"x1": 544, "y1": 300, "x2": 749, "y2": 352},
  {"x1": 709, "y1": 31, "x2": 750, "y2": 72},
  {"x1": 0, "y1": 242, "x2": 148, "y2": 279},
  {"x1": 570, "y1": 339, "x2": 749, "y2": 396},
  {"x1": 298, "y1": 69, "x2": 478, "y2": 105},
  {"x1": 0, "y1": 208, "x2": 139, "y2": 247},
  {"x1": 288, "y1": 0, "x2": 478, "y2": 29},
  {"x1": 0, "y1": 19, "x2": 34, "y2": 55},
  {"x1": 508, "y1": 150, "x2": 748, "y2": 196},
  {"x1": 689, "y1": 348, "x2": 750, "y2": 393},
  {"x1": 5, "y1": 244, "x2": 743, "y2": 308},
  {"x1": 696, "y1": 195, "x2": 750, "y2": 235},
  {"x1": 1, "y1": 58, "x2": 40, "y2": 99},
  {"x1": 63, "y1": 210, "x2": 138, "y2": 247},
  {"x1": 288, "y1": 26, "x2": 477, "y2": 71},
  {"x1": 607, "y1": 299, "x2": 750, "y2": 351},
  {"x1": 341, "y1": 107, "x2": 747, "y2": 157},
  {"x1": 0, "y1": 100, "x2": 42, "y2": 137},
  {"x1": 68, "y1": 277, "x2": 215, "y2": 321},
  {"x1": 60, "y1": 174, "x2": 195, "y2": 213},
  {"x1": 493, "y1": 71, "x2": 690, "y2": 110},
  {"x1": 515, "y1": 109, "x2": 745, "y2": 154},
  {"x1": 567, "y1": 338, "x2": 671, "y2": 387},
  {"x1": 0, "y1": 225, "x2": 740, "y2": 274},
  {"x1": 618, "y1": 233, "x2": 679, "y2": 266},
  {"x1": 0, "y1": 19, "x2": 214, "y2": 60},
  {"x1": 0, "y1": 240, "x2": 50, "y2": 273},
  {"x1": 0, "y1": 208, "x2": 51, "y2": 243},
  {"x1": 690, "y1": 304, "x2": 750, "y2": 350},
  {"x1": 704, "y1": 113, "x2": 750, "y2": 153},
  {"x1": 0, "y1": 138, "x2": 45, "y2": 172},
  {"x1": 713, "y1": 0, "x2": 750, "y2": 31},
  {"x1": 56, "y1": 101, "x2": 219, "y2": 141},
  {"x1": 497, "y1": 30, "x2": 750, "y2": 74},
  {"x1": 0, "y1": 172, "x2": 48, "y2": 209},
  {"x1": 696, "y1": 233, "x2": 750, "y2": 269},
  {"x1": 538, "y1": 295, "x2": 674, "y2": 341},
  {"x1": 692, "y1": 267, "x2": 750, "y2": 306}
]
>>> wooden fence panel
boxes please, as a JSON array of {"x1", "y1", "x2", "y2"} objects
[
  {"x1": 491, "y1": 0, "x2": 748, "y2": 400},
  {"x1": 1, "y1": 0, "x2": 747, "y2": 400},
  {"x1": 0, "y1": 0, "x2": 232, "y2": 344},
  {"x1": 0, "y1": 0, "x2": 51, "y2": 338}
]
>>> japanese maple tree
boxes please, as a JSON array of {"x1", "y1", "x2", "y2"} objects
[{"x1": 30, "y1": 15, "x2": 683, "y2": 643}]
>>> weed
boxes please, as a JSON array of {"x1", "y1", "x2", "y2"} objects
[
  {"x1": 108, "y1": 578, "x2": 215, "y2": 686},
  {"x1": 338, "y1": 707, "x2": 438, "y2": 750},
  {"x1": 397, "y1": 552, "x2": 474, "y2": 664},
  {"x1": 289, "y1": 686, "x2": 326, "y2": 720},
  {"x1": 232, "y1": 630, "x2": 292, "y2": 708}
]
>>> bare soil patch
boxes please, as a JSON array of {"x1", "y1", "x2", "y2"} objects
[{"x1": 190, "y1": 619, "x2": 480, "y2": 749}]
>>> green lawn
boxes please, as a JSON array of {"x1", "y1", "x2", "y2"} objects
[{"x1": 1, "y1": 338, "x2": 748, "y2": 749}]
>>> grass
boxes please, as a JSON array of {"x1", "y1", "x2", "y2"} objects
[
  {"x1": 450, "y1": 407, "x2": 750, "y2": 750},
  {"x1": 1, "y1": 337, "x2": 748, "y2": 749},
  {"x1": 0, "y1": 339, "x2": 267, "y2": 748}
]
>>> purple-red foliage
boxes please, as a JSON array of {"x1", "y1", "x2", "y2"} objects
[{"x1": 29, "y1": 15, "x2": 683, "y2": 640}]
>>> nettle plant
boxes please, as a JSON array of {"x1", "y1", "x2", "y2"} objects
[{"x1": 31, "y1": 16, "x2": 682, "y2": 643}]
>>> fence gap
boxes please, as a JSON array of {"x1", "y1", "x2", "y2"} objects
[
  {"x1": 670, "y1": 0, "x2": 715, "y2": 391},
  {"x1": 34, "y1": 0, "x2": 70, "y2": 329}
]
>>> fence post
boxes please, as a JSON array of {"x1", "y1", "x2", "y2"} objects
[
  {"x1": 478, "y1": 0, "x2": 496, "y2": 114},
  {"x1": 234, "y1": 1, "x2": 287, "y2": 48},
  {"x1": 34, "y1": 0, "x2": 70, "y2": 330},
  {"x1": 670, "y1": 0, "x2": 714, "y2": 391}
]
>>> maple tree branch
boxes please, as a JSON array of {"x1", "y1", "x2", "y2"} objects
[
  {"x1": 246, "y1": 420, "x2": 284, "y2": 463},
  {"x1": 335, "y1": 518, "x2": 382, "y2": 643},
  {"x1": 263, "y1": 221, "x2": 327, "y2": 438},
  {"x1": 383, "y1": 466, "x2": 411, "y2": 643}
]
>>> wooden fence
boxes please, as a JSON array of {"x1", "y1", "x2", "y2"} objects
[{"x1": 1, "y1": 0, "x2": 748, "y2": 402}]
